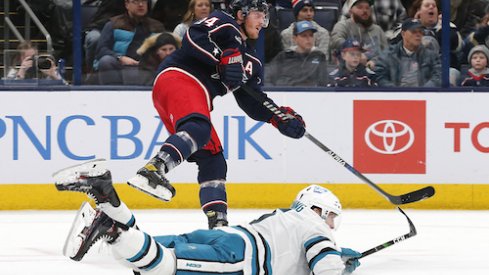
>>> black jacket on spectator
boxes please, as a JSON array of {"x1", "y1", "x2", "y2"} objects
[
  {"x1": 328, "y1": 63, "x2": 377, "y2": 87},
  {"x1": 151, "y1": 0, "x2": 189, "y2": 31},
  {"x1": 461, "y1": 68, "x2": 489, "y2": 87}
]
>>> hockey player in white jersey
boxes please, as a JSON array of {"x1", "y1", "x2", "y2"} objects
[{"x1": 54, "y1": 160, "x2": 362, "y2": 274}]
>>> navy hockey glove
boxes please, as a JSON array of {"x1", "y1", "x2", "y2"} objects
[
  {"x1": 341, "y1": 247, "x2": 362, "y2": 274},
  {"x1": 219, "y1": 48, "x2": 244, "y2": 91},
  {"x1": 269, "y1": 106, "x2": 306, "y2": 139}
]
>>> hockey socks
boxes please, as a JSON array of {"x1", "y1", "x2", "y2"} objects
[
  {"x1": 159, "y1": 118, "x2": 212, "y2": 170},
  {"x1": 200, "y1": 180, "x2": 228, "y2": 228},
  {"x1": 111, "y1": 228, "x2": 176, "y2": 275}
]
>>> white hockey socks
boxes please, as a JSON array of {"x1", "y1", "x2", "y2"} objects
[{"x1": 111, "y1": 228, "x2": 176, "y2": 274}]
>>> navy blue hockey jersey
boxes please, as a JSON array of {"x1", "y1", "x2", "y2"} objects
[{"x1": 160, "y1": 10, "x2": 275, "y2": 122}]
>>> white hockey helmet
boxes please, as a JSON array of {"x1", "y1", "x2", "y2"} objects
[{"x1": 294, "y1": 185, "x2": 342, "y2": 228}]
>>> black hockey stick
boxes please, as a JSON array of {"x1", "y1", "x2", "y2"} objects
[
  {"x1": 346, "y1": 207, "x2": 417, "y2": 265},
  {"x1": 240, "y1": 85, "x2": 435, "y2": 205}
]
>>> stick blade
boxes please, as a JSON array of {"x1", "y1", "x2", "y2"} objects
[{"x1": 393, "y1": 186, "x2": 435, "y2": 205}]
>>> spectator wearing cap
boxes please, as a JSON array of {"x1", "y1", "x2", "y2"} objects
[
  {"x1": 331, "y1": 0, "x2": 388, "y2": 69},
  {"x1": 340, "y1": 0, "x2": 407, "y2": 39},
  {"x1": 280, "y1": 0, "x2": 330, "y2": 57},
  {"x1": 374, "y1": 18, "x2": 441, "y2": 87},
  {"x1": 328, "y1": 39, "x2": 376, "y2": 87},
  {"x1": 137, "y1": 32, "x2": 181, "y2": 85},
  {"x1": 390, "y1": 0, "x2": 463, "y2": 85},
  {"x1": 460, "y1": 45, "x2": 489, "y2": 87},
  {"x1": 266, "y1": 20, "x2": 328, "y2": 86}
]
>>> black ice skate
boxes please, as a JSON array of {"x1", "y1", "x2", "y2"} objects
[
  {"x1": 53, "y1": 159, "x2": 120, "y2": 207},
  {"x1": 64, "y1": 202, "x2": 120, "y2": 261},
  {"x1": 127, "y1": 156, "x2": 176, "y2": 202},
  {"x1": 206, "y1": 210, "x2": 229, "y2": 229}
]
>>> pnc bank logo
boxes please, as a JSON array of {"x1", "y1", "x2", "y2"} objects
[
  {"x1": 365, "y1": 120, "x2": 415, "y2": 154},
  {"x1": 354, "y1": 100, "x2": 426, "y2": 174}
]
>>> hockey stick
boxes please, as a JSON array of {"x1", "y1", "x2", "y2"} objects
[
  {"x1": 239, "y1": 85, "x2": 435, "y2": 205},
  {"x1": 346, "y1": 207, "x2": 416, "y2": 265}
]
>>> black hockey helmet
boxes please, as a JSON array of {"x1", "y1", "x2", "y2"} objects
[{"x1": 228, "y1": 0, "x2": 269, "y2": 27}]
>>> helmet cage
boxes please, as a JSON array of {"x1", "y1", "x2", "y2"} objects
[{"x1": 229, "y1": 0, "x2": 270, "y2": 28}]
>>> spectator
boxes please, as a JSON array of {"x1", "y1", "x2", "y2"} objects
[
  {"x1": 83, "y1": 0, "x2": 126, "y2": 74},
  {"x1": 462, "y1": 12, "x2": 489, "y2": 65},
  {"x1": 330, "y1": 0, "x2": 388, "y2": 69},
  {"x1": 173, "y1": 0, "x2": 212, "y2": 39},
  {"x1": 451, "y1": 0, "x2": 489, "y2": 38},
  {"x1": 281, "y1": 0, "x2": 330, "y2": 57},
  {"x1": 328, "y1": 39, "x2": 376, "y2": 87},
  {"x1": 341, "y1": 0, "x2": 407, "y2": 39},
  {"x1": 95, "y1": 0, "x2": 165, "y2": 85},
  {"x1": 374, "y1": 18, "x2": 441, "y2": 87},
  {"x1": 6, "y1": 41, "x2": 65, "y2": 83},
  {"x1": 137, "y1": 32, "x2": 181, "y2": 85},
  {"x1": 460, "y1": 45, "x2": 489, "y2": 86},
  {"x1": 400, "y1": 0, "x2": 413, "y2": 12},
  {"x1": 151, "y1": 0, "x2": 189, "y2": 31},
  {"x1": 264, "y1": 17, "x2": 284, "y2": 63},
  {"x1": 391, "y1": 0, "x2": 463, "y2": 84},
  {"x1": 266, "y1": 20, "x2": 328, "y2": 86}
]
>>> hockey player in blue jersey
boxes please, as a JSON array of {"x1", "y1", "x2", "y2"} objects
[
  {"x1": 126, "y1": 0, "x2": 306, "y2": 229},
  {"x1": 54, "y1": 160, "x2": 362, "y2": 275}
]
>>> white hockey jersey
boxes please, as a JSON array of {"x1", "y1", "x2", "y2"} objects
[{"x1": 221, "y1": 207, "x2": 345, "y2": 275}]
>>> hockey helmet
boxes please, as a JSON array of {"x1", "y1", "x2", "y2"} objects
[
  {"x1": 293, "y1": 185, "x2": 342, "y2": 229},
  {"x1": 228, "y1": 0, "x2": 269, "y2": 27}
]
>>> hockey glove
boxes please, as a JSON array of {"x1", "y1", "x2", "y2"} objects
[
  {"x1": 341, "y1": 247, "x2": 362, "y2": 274},
  {"x1": 219, "y1": 48, "x2": 244, "y2": 91},
  {"x1": 269, "y1": 106, "x2": 306, "y2": 139}
]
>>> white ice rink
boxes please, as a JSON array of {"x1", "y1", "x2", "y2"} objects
[{"x1": 1, "y1": 208, "x2": 488, "y2": 275}]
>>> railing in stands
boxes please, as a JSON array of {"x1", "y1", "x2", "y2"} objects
[{"x1": 3, "y1": 0, "x2": 54, "y2": 54}]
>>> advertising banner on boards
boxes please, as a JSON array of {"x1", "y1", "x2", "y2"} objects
[{"x1": 1, "y1": 91, "x2": 489, "y2": 185}]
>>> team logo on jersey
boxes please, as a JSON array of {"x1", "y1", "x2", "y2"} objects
[
  {"x1": 353, "y1": 100, "x2": 426, "y2": 174},
  {"x1": 244, "y1": 61, "x2": 253, "y2": 75}
]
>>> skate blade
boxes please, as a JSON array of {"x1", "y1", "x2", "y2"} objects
[
  {"x1": 53, "y1": 159, "x2": 107, "y2": 184},
  {"x1": 63, "y1": 202, "x2": 97, "y2": 260},
  {"x1": 127, "y1": 175, "x2": 173, "y2": 202}
]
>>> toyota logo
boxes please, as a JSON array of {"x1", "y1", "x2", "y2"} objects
[{"x1": 364, "y1": 120, "x2": 415, "y2": 154}]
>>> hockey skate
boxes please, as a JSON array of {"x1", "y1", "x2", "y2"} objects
[
  {"x1": 64, "y1": 202, "x2": 119, "y2": 261},
  {"x1": 127, "y1": 156, "x2": 176, "y2": 202},
  {"x1": 53, "y1": 159, "x2": 120, "y2": 206}
]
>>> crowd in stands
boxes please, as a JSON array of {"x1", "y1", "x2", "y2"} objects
[
  {"x1": 6, "y1": 0, "x2": 489, "y2": 88},
  {"x1": 5, "y1": 41, "x2": 67, "y2": 84}
]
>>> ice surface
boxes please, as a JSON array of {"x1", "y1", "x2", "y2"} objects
[{"x1": 1, "y1": 209, "x2": 488, "y2": 274}]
